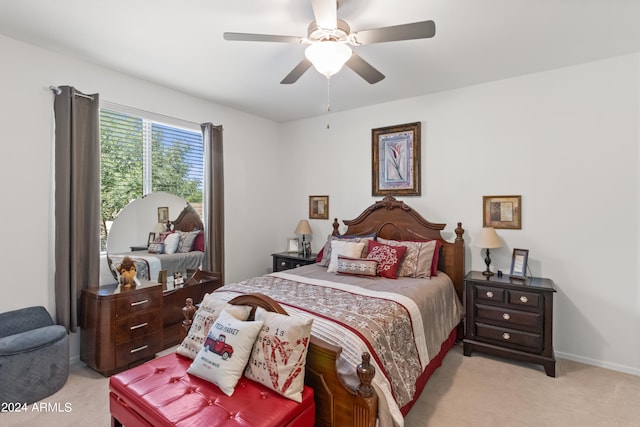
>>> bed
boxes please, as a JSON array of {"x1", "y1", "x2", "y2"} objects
[
  {"x1": 212, "y1": 196, "x2": 465, "y2": 427},
  {"x1": 108, "y1": 204, "x2": 205, "y2": 281}
]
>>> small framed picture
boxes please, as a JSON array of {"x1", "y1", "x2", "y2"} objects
[
  {"x1": 309, "y1": 195, "x2": 329, "y2": 219},
  {"x1": 287, "y1": 237, "x2": 300, "y2": 253},
  {"x1": 483, "y1": 195, "x2": 521, "y2": 229},
  {"x1": 509, "y1": 248, "x2": 529, "y2": 279},
  {"x1": 158, "y1": 207, "x2": 169, "y2": 223}
]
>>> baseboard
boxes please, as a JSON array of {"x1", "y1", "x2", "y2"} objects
[{"x1": 555, "y1": 350, "x2": 640, "y2": 376}]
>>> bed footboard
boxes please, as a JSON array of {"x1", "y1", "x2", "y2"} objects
[{"x1": 305, "y1": 336, "x2": 377, "y2": 427}]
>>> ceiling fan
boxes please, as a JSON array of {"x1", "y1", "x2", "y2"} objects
[{"x1": 223, "y1": 0, "x2": 435, "y2": 85}]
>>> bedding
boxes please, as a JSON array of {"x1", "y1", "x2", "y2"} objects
[
  {"x1": 109, "y1": 250, "x2": 204, "y2": 282},
  {"x1": 214, "y1": 263, "x2": 463, "y2": 427}
]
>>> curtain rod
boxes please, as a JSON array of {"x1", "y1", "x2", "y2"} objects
[{"x1": 49, "y1": 85, "x2": 95, "y2": 101}]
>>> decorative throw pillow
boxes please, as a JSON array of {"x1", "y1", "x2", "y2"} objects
[
  {"x1": 176, "y1": 293, "x2": 252, "y2": 359},
  {"x1": 187, "y1": 310, "x2": 264, "y2": 396},
  {"x1": 177, "y1": 230, "x2": 200, "y2": 253},
  {"x1": 163, "y1": 232, "x2": 180, "y2": 254},
  {"x1": 192, "y1": 231, "x2": 205, "y2": 252},
  {"x1": 378, "y1": 238, "x2": 438, "y2": 278},
  {"x1": 336, "y1": 255, "x2": 378, "y2": 277},
  {"x1": 147, "y1": 242, "x2": 165, "y2": 254},
  {"x1": 244, "y1": 307, "x2": 313, "y2": 402},
  {"x1": 319, "y1": 233, "x2": 375, "y2": 267},
  {"x1": 366, "y1": 240, "x2": 407, "y2": 279},
  {"x1": 327, "y1": 240, "x2": 366, "y2": 273}
]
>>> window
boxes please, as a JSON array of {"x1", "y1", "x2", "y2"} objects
[{"x1": 99, "y1": 106, "x2": 204, "y2": 250}]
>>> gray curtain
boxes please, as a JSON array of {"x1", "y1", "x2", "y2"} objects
[
  {"x1": 53, "y1": 86, "x2": 100, "y2": 332},
  {"x1": 201, "y1": 123, "x2": 224, "y2": 283}
]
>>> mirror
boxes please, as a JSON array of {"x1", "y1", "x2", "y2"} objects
[{"x1": 106, "y1": 191, "x2": 196, "y2": 254}]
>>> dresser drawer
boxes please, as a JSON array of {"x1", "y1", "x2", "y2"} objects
[
  {"x1": 116, "y1": 331, "x2": 162, "y2": 366},
  {"x1": 476, "y1": 304, "x2": 543, "y2": 330},
  {"x1": 115, "y1": 290, "x2": 161, "y2": 316},
  {"x1": 475, "y1": 285, "x2": 505, "y2": 303},
  {"x1": 475, "y1": 323, "x2": 542, "y2": 352},
  {"x1": 115, "y1": 309, "x2": 162, "y2": 344},
  {"x1": 508, "y1": 289, "x2": 541, "y2": 309}
]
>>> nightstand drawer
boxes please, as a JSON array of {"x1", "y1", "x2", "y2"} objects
[
  {"x1": 508, "y1": 289, "x2": 541, "y2": 309},
  {"x1": 475, "y1": 323, "x2": 542, "y2": 352},
  {"x1": 476, "y1": 285, "x2": 505, "y2": 303},
  {"x1": 116, "y1": 331, "x2": 162, "y2": 366},
  {"x1": 476, "y1": 304, "x2": 543, "y2": 330}
]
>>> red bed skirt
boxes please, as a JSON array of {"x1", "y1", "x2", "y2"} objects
[{"x1": 400, "y1": 326, "x2": 458, "y2": 416}]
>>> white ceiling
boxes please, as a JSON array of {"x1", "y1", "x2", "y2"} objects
[{"x1": 1, "y1": 0, "x2": 640, "y2": 122}]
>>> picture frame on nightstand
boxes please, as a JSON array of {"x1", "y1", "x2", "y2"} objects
[
  {"x1": 286, "y1": 237, "x2": 299, "y2": 253},
  {"x1": 509, "y1": 248, "x2": 529, "y2": 279}
]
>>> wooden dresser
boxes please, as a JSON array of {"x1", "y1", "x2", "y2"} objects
[
  {"x1": 81, "y1": 282, "x2": 163, "y2": 376},
  {"x1": 463, "y1": 270, "x2": 556, "y2": 377}
]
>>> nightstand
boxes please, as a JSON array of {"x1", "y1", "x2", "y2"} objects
[
  {"x1": 272, "y1": 252, "x2": 317, "y2": 272},
  {"x1": 463, "y1": 270, "x2": 556, "y2": 377}
]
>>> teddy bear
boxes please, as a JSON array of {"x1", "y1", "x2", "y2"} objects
[{"x1": 116, "y1": 256, "x2": 137, "y2": 288}]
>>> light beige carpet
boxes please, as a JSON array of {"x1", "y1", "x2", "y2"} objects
[{"x1": 3, "y1": 343, "x2": 639, "y2": 427}]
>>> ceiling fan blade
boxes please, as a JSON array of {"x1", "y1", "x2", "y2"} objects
[
  {"x1": 280, "y1": 58, "x2": 313, "y2": 84},
  {"x1": 224, "y1": 32, "x2": 304, "y2": 44},
  {"x1": 346, "y1": 53, "x2": 385, "y2": 84},
  {"x1": 311, "y1": 0, "x2": 337, "y2": 30},
  {"x1": 351, "y1": 20, "x2": 435, "y2": 45}
]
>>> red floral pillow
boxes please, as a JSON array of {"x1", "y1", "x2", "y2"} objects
[{"x1": 366, "y1": 240, "x2": 407, "y2": 279}]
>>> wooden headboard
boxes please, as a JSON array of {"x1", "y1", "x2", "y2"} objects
[
  {"x1": 169, "y1": 204, "x2": 203, "y2": 232},
  {"x1": 332, "y1": 196, "x2": 465, "y2": 301}
]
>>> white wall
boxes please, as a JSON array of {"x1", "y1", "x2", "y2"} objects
[
  {"x1": 0, "y1": 34, "x2": 283, "y2": 358},
  {"x1": 279, "y1": 54, "x2": 640, "y2": 375}
]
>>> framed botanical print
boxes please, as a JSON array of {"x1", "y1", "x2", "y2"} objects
[{"x1": 372, "y1": 122, "x2": 421, "y2": 196}]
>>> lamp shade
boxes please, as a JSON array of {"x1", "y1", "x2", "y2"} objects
[
  {"x1": 475, "y1": 227, "x2": 502, "y2": 249},
  {"x1": 305, "y1": 41, "x2": 352, "y2": 78},
  {"x1": 152, "y1": 222, "x2": 166, "y2": 235},
  {"x1": 294, "y1": 220, "x2": 312, "y2": 236}
]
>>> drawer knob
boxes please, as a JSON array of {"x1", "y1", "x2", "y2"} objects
[
  {"x1": 502, "y1": 333, "x2": 511, "y2": 340},
  {"x1": 486, "y1": 291, "x2": 494, "y2": 298},
  {"x1": 281, "y1": 261, "x2": 286, "y2": 267},
  {"x1": 295, "y1": 263, "x2": 301, "y2": 268},
  {"x1": 502, "y1": 313, "x2": 511, "y2": 320},
  {"x1": 520, "y1": 296, "x2": 529, "y2": 303}
]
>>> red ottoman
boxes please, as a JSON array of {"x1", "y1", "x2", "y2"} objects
[{"x1": 110, "y1": 353, "x2": 315, "y2": 427}]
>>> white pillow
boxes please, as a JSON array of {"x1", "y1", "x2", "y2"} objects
[
  {"x1": 327, "y1": 240, "x2": 365, "y2": 273},
  {"x1": 176, "y1": 293, "x2": 252, "y2": 359},
  {"x1": 187, "y1": 310, "x2": 264, "y2": 396},
  {"x1": 163, "y1": 232, "x2": 180, "y2": 254},
  {"x1": 244, "y1": 307, "x2": 313, "y2": 402}
]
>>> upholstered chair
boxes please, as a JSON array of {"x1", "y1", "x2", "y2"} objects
[{"x1": 0, "y1": 306, "x2": 69, "y2": 404}]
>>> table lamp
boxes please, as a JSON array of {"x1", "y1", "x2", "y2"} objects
[
  {"x1": 475, "y1": 227, "x2": 503, "y2": 276},
  {"x1": 294, "y1": 220, "x2": 313, "y2": 257}
]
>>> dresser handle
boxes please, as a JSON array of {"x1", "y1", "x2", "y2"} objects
[
  {"x1": 486, "y1": 291, "x2": 494, "y2": 298},
  {"x1": 130, "y1": 345, "x2": 149, "y2": 354},
  {"x1": 130, "y1": 322, "x2": 148, "y2": 330},
  {"x1": 502, "y1": 313, "x2": 511, "y2": 320},
  {"x1": 281, "y1": 261, "x2": 286, "y2": 267},
  {"x1": 295, "y1": 263, "x2": 301, "y2": 268},
  {"x1": 130, "y1": 299, "x2": 149, "y2": 307},
  {"x1": 519, "y1": 296, "x2": 528, "y2": 303},
  {"x1": 502, "y1": 333, "x2": 511, "y2": 340}
]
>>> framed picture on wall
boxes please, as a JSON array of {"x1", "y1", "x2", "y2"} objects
[
  {"x1": 483, "y1": 195, "x2": 521, "y2": 229},
  {"x1": 309, "y1": 195, "x2": 329, "y2": 219},
  {"x1": 158, "y1": 206, "x2": 169, "y2": 223},
  {"x1": 372, "y1": 122, "x2": 421, "y2": 196}
]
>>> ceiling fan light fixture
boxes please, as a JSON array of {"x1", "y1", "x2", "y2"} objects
[{"x1": 305, "y1": 41, "x2": 352, "y2": 78}]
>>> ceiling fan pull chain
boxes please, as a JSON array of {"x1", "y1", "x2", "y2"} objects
[{"x1": 326, "y1": 77, "x2": 331, "y2": 129}]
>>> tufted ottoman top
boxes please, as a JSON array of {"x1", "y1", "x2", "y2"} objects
[{"x1": 109, "y1": 352, "x2": 315, "y2": 427}]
